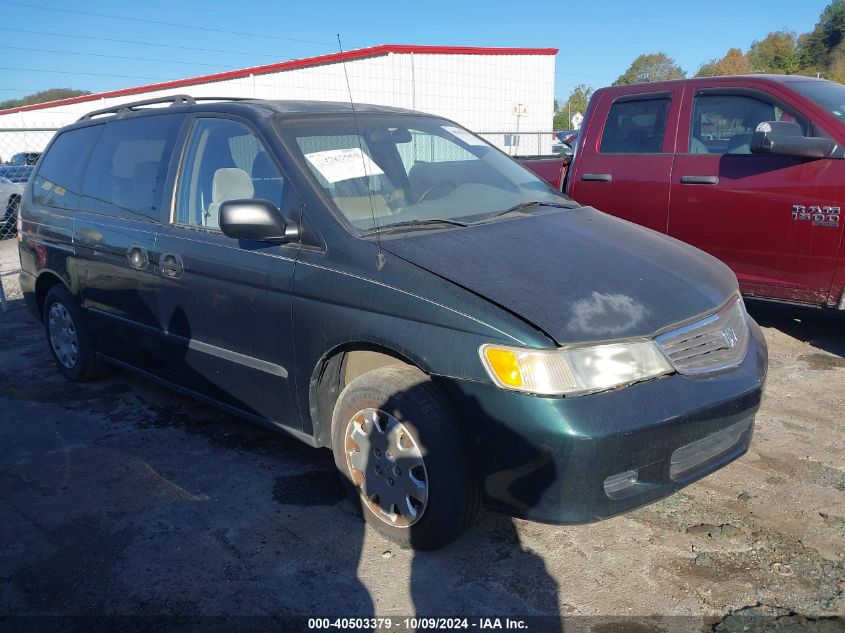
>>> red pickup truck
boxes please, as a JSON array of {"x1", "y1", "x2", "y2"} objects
[
  {"x1": 518, "y1": 154, "x2": 570, "y2": 191},
  {"x1": 567, "y1": 74, "x2": 845, "y2": 309}
]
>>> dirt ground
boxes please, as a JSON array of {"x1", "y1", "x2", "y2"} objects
[{"x1": 0, "y1": 238, "x2": 843, "y2": 632}]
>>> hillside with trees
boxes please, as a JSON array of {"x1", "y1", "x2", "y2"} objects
[
  {"x1": 694, "y1": 0, "x2": 845, "y2": 79},
  {"x1": 0, "y1": 88, "x2": 90, "y2": 111}
]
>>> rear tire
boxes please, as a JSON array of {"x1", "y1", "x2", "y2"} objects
[
  {"x1": 331, "y1": 365, "x2": 480, "y2": 550},
  {"x1": 2, "y1": 194, "x2": 19, "y2": 237},
  {"x1": 43, "y1": 285, "x2": 97, "y2": 382}
]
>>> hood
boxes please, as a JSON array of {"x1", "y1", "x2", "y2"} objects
[{"x1": 380, "y1": 207, "x2": 738, "y2": 345}]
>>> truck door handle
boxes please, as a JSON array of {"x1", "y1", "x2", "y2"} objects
[
  {"x1": 160, "y1": 252, "x2": 184, "y2": 279},
  {"x1": 126, "y1": 245, "x2": 149, "y2": 270},
  {"x1": 581, "y1": 173, "x2": 613, "y2": 182},
  {"x1": 680, "y1": 175, "x2": 719, "y2": 185}
]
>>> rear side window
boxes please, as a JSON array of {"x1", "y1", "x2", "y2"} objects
[
  {"x1": 600, "y1": 98, "x2": 671, "y2": 154},
  {"x1": 80, "y1": 114, "x2": 183, "y2": 222},
  {"x1": 32, "y1": 125, "x2": 101, "y2": 210}
]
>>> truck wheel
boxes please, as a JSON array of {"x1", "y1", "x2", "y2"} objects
[
  {"x1": 331, "y1": 365, "x2": 480, "y2": 550},
  {"x1": 43, "y1": 285, "x2": 97, "y2": 381}
]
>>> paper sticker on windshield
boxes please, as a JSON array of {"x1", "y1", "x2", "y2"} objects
[
  {"x1": 442, "y1": 125, "x2": 487, "y2": 146},
  {"x1": 304, "y1": 148, "x2": 384, "y2": 183}
]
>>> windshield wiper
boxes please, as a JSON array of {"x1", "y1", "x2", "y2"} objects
[
  {"x1": 469, "y1": 200, "x2": 572, "y2": 224},
  {"x1": 361, "y1": 218, "x2": 470, "y2": 235}
]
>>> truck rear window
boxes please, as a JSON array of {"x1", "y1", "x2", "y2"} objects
[{"x1": 600, "y1": 98, "x2": 670, "y2": 154}]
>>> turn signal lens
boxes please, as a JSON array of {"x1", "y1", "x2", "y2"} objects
[
  {"x1": 482, "y1": 347, "x2": 523, "y2": 388},
  {"x1": 479, "y1": 340, "x2": 672, "y2": 397}
]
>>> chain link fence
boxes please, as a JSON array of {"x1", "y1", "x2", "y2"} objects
[
  {"x1": 1, "y1": 128, "x2": 57, "y2": 239},
  {"x1": 0, "y1": 128, "x2": 57, "y2": 309},
  {"x1": 476, "y1": 131, "x2": 559, "y2": 157}
]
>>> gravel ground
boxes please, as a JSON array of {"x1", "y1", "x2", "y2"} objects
[{"x1": 0, "y1": 238, "x2": 843, "y2": 632}]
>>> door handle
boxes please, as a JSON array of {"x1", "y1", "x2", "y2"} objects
[
  {"x1": 126, "y1": 245, "x2": 149, "y2": 270},
  {"x1": 160, "y1": 252, "x2": 184, "y2": 279},
  {"x1": 581, "y1": 173, "x2": 613, "y2": 182},
  {"x1": 680, "y1": 175, "x2": 719, "y2": 185}
]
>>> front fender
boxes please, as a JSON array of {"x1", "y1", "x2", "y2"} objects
[{"x1": 290, "y1": 247, "x2": 554, "y2": 440}]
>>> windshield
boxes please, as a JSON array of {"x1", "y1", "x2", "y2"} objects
[
  {"x1": 278, "y1": 113, "x2": 573, "y2": 233},
  {"x1": 789, "y1": 79, "x2": 845, "y2": 123}
]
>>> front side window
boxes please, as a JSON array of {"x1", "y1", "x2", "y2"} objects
[
  {"x1": 80, "y1": 114, "x2": 183, "y2": 222},
  {"x1": 600, "y1": 98, "x2": 671, "y2": 154},
  {"x1": 176, "y1": 118, "x2": 284, "y2": 229},
  {"x1": 279, "y1": 114, "x2": 570, "y2": 233},
  {"x1": 32, "y1": 125, "x2": 101, "y2": 210},
  {"x1": 689, "y1": 94, "x2": 807, "y2": 155}
]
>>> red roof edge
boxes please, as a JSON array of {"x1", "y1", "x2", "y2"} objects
[{"x1": 1, "y1": 44, "x2": 559, "y2": 115}]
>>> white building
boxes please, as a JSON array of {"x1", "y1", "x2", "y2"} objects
[{"x1": 0, "y1": 44, "x2": 557, "y2": 155}]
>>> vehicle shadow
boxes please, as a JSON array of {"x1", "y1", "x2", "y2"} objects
[
  {"x1": 3, "y1": 295, "x2": 560, "y2": 628},
  {"x1": 0, "y1": 296, "x2": 376, "y2": 626},
  {"x1": 745, "y1": 299, "x2": 845, "y2": 358}
]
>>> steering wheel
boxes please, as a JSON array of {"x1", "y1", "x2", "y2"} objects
[{"x1": 417, "y1": 181, "x2": 457, "y2": 203}]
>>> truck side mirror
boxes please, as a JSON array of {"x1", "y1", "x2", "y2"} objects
[
  {"x1": 750, "y1": 121, "x2": 836, "y2": 159},
  {"x1": 219, "y1": 199, "x2": 299, "y2": 243}
]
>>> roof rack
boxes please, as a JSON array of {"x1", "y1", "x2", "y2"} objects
[{"x1": 77, "y1": 95, "x2": 254, "y2": 121}]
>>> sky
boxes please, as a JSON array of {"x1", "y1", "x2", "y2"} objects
[{"x1": 0, "y1": 0, "x2": 832, "y2": 105}]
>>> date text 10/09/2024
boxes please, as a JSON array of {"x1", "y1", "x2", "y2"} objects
[{"x1": 308, "y1": 617, "x2": 529, "y2": 630}]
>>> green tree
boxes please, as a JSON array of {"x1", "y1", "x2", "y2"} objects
[
  {"x1": 613, "y1": 53, "x2": 686, "y2": 85},
  {"x1": 748, "y1": 31, "x2": 799, "y2": 74},
  {"x1": 554, "y1": 84, "x2": 593, "y2": 129},
  {"x1": 828, "y1": 47, "x2": 845, "y2": 81},
  {"x1": 695, "y1": 48, "x2": 752, "y2": 77},
  {"x1": 798, "y1": 0, "x2": 845, "y2": 73},
  {"x1": 0, "y1": 88, "x2": 90, "y2": 110}
]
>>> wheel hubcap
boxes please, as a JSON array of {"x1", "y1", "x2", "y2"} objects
[
  {"x1": 48, "y1": 302, "x2": 78, "y2": 369},
  {"x1": 344, "y1": 408, "x2": 429, "y2": 527}
]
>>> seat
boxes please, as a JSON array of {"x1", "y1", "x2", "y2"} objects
[
  {"x1": 206, "y1": 168, "x2": 254, "y2": 228},
  {"x1": 689, "y1": 137, "x2": 710, "y2": 154},
  {"x1": 727, "y1": 133, "x2": 753, "y2": 155}
]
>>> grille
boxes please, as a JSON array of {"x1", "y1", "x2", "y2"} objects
[{"x1": 656, "y1": 297, "x2": 750, "y2": 375}]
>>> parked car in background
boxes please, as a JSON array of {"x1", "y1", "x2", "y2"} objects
[
  {"x1": 551, "y1": 140, "x2": 573, "y2": 157},
  {"x1": 567, "y1": 74, "x2": 845, "y2": 309},
  {"x1": 0, "y1": 176, "x2": 23, "y2": 235},
  {"x1": 7, "y1": 152, "x2": 41, "y2": 166},
  {"x1": 0, "y1": 164, "x2": 34, "y2": 184},
  {"x1": 555, "y1": 129, "x2": 578, "y2": 146},
  {"x1": 20, "y1": 95, "x2": 766, "y2": 550}
]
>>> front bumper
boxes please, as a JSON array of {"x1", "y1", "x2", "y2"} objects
[{"x1": 442, "y1": 318, "x2": 767, "y2": 523}]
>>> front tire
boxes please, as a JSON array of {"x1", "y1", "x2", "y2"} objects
[
  {"x1": 43, "y1": 285, "x2": 97, "y2": 381},
  {"x1": 331, "y1": 365, "x2": 480, "y2": 550}
]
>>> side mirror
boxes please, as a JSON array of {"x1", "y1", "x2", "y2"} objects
[
  {"x1": 751, "y1": 121, "x2": 836, "y2": 159},
  {"x1": 219, "y1": 199, "x2": 299, "y2": 243}
]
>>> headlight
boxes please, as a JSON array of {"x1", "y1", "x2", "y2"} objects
[{"x1": 479, "y1": 340, "x2": 673, "y2": 396}]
